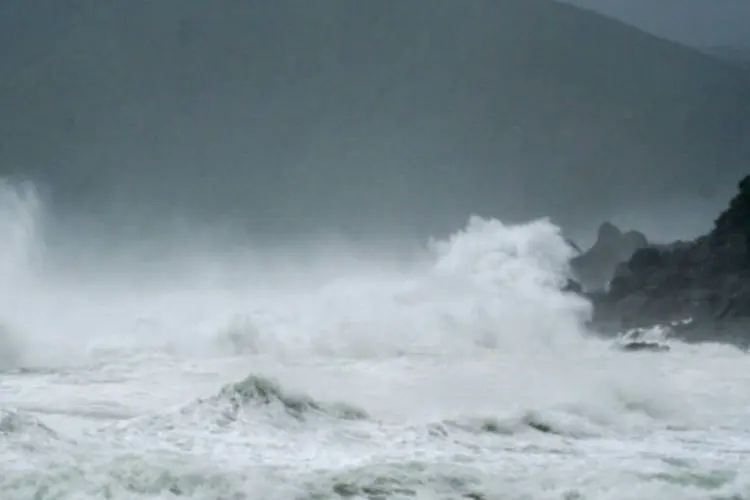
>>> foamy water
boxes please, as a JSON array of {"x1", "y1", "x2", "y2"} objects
[{"x1": 1, "y1": 180, "x2": 749, "y2": 500}]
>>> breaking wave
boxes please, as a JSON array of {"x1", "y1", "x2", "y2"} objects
[
  {"x1": 0, "y1": 178, "x2": 597, "y2": 367},
  {"x1": 0, "y1": 178, "x2": 695, "y2": 437},
  {"x1": 2, "y1": 179, "x2": 750, "y2": 500},
  {"x1": 187, "y1": 374, "x2": 370, "y2": 424}
]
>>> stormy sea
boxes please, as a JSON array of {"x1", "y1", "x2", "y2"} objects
[{"x1": 1, "y1": 180, "x2": 748, "y2": 500}]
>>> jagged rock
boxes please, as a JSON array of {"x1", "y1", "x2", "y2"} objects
[
  {"x1": 628, "y1": 247, "x2": 664, "y2": 273},
  {"x1": 589, "y1": 175, "x2": 750, "y2": 344},
  {"x1": 569, "y1": 222, "x2": 649, "y2": 291},
  {"x1": 622, "y1": 230, "x2": 649, "y2": 254},
  {"x1": 713, "y1": 176, "x2": 750, "y2": 239}
]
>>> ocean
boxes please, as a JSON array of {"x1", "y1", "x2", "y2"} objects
[{"x1": 1, "y1": 180, "x2": 748, "y2": 500}]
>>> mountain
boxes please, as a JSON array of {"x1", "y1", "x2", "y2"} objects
[
  {"x1": 703, "y1": 46, "x2": 750, "y2": 71},
  {"x1": 2, "y1": 0, "x2": 749, "y2": 237},
  {"x1": 560, "y1": 0, "x2": 750, "y2": 47}
]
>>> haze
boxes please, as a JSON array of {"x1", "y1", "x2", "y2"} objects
[{"x1": 1, "y1": 0, "x2": 749, "y2": 246}]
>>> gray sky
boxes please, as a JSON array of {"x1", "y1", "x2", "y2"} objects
[
  {"x1": 563, "y1": 0, "x2": 750, "y2": 47},
  {"x1": 1, "y1": 0, "x2": 749, "y2": 245}
]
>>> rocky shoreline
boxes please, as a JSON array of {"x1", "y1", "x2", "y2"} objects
[{"x1": 570, "y1": 175, "x2": 750, "y2": 347}]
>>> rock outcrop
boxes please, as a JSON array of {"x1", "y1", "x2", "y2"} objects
[
  {"x1": 614, "y1": 341, "x2": 670, "y2": 353},
  {"x1": 589, "y1": 175, "x2": 750, "y2": 345},
  {"x1": 570, "y1": 222, "x2": 648, "y2": 291}
]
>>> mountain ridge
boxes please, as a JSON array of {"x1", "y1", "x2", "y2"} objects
[{"x1": 1, "y1": 0, "x2": 749, "y2": 237}]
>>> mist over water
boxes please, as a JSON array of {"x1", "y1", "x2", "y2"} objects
[
  {"x1": 0, "y1": 178, "x2": 594, "y2": 367},
  {"x1": 1, "y1": 178, "x2": 750, "y2": 499}
]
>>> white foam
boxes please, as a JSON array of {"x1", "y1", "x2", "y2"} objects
[
  {"x1": 1, "y1": 179, "x2": 750, "y2": 499},
  {"x1": 1, "y1": 180, "x2": 596, "y2": 365}
]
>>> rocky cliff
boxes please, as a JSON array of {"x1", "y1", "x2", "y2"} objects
[
  {"x1": 589, "y1": 175, "x2": 750, "y2": 345},
  {"x1": 570, "y1": 222, "x2": 648, "y2": 291}
]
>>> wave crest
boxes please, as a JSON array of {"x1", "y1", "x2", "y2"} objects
[{"x1": 186, "y1": 374, "x2": 369, "y2": 424}]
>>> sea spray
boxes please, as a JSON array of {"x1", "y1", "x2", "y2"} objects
[
  {"x1": 0, "y1": 179, "x2": 748, "y2": 500},
  {"x1": 0, "y1": 180, "x2": 44, "y2": 369}
]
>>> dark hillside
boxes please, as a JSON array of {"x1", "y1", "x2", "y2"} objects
[{"x1": 1, "y1": 0, "x2": 748, "y2": 235}]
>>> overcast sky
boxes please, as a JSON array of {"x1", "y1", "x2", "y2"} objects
[{"x1": 563, "y1": 0, "x2": 750, "y2": 47}]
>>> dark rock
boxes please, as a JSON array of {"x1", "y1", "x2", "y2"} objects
[
  {"x1": 713, "y1": 176, "x2": 750, "y2": 240},
  {"x1": 589, "y1": 175, "x2": 750, "y2": 344},
  {"x1": 628, "y1": 247, "x2": 664, "y2": 273},
  {"x1": 622, "y1": 230, "x2": 649, "y2": 254},
  {"x1": 570, "y1": 222, "x2": 649, "y2": 291},
  {"x1": 615, "y1": 341, "x2": 671, "y2": 353}
]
